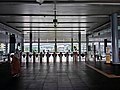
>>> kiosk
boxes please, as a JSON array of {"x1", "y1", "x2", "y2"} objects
[{"x1": 106, "y1": 47, "x2": 111, "y2": 64}]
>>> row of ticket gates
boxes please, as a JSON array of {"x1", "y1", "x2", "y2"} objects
[{"x1": 9, "y1": 52, "x2": 86, "y2": 63}]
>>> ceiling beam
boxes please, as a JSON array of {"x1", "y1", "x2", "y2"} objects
[
  {"x1": 0, "y1": 22, "x2": 21, "y2": 33},
  {"x1": 0, "y1": 1, "x2": 120, "y2": 5},
  {"x1": 16, "y1": 26, "x2": 90, "y2": 28},
  {"x1": 24, "y1": 41, "x2": 104, "y2": 43},
  {"x1": 0, "y1": 14, "x2": 109, "y2": 17},
  {"x1": 22, "y1": 29, "x2": 85, "y2": 31},
  {"x1": 7, "y1": 21, "x2": 96, "y2": 24},
  {"x1": 24, "y1": 41, "x2": 80, "y2": 43},
  {"x1": 87, "y1": 21, "x2": 110, "y2": 34}
]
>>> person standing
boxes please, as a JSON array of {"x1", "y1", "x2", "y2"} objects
[{"x1": 11, "y1": 51, "x2": 21, "y2": 77}]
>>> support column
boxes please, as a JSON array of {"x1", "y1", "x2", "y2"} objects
[
  {"x1": 111, "y1": 13, "x2": 119, "y2": 64},
  {"x1": 86, "y1": 34, "x2": 89, "y2": 53},
  {"x1": 93, "y1": 45, "x2": 96, "y2": 61},
  {"x1": 92, "y1": 42, "x2": 94, "y2": 58},
  {"x1": 55, "y1": 30, "x2": 57, "y2": 53},
  {"x1": 5, "y1": 43, "x2": 8, "y2": 54},
  {"x1": 38, "y1": 38, "x2": 40, "y2": 53},
  {"x1": 9, "y1": 34, "x2": 16, "y2": 53},
  {"x1": 98, "y1": 42, "x2": 100, "y2": 54},
  {"x1": 86, "y1": 34, "x2": 89, "y2": 61},
  {"x1": 104, "y1": 39, "x2": 107, "y2": 53},
  {"x1": 30, "y1": 32, "x2": 32, "y2": 52},
  {"x1": 78, "y1": 31, "x2": 81, "y2": 61},
  {"x1": 71, "y1": 38, "x2": 73, "y2": 52},
  {"x1": 98, "y1": 41, "x2": 101, "y2": 60},
  {"x1": 21, "y1": 32, "x2": 24, "y2": 52},
  {"x1": 5, "y1": 32, "x2": 8, "y2": 54},
  {"x1": 55, "y1": 38, "x2": 57, "y2": 52}
]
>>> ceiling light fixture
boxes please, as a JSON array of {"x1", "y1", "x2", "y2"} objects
[
  {"x1": 53, "y1": 0, "x2": 57, "y2": 27},
  {"x1": 36, "y1": 0, "x2": 44, "y2": 4}
]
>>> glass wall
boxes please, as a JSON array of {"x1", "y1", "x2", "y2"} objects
[
  {"x1": 0, "y1": 43, "x2": 6, "y2": 54},
  {"x1": 81, "y1": 43, "x2": 86, "y2": 53},
  {"x1": 23, "y1": 42, "x2": 86, "y2": 53},
  {"x1": 24, "y1": 43, "x2": 30, "y2": 52},
  {"x1": 40, "y1": 43, "x2": 55, "y2": 52},
  {"x1": 57, "y1": 43, "x2": 71, "y2": 52},
  {"x1": 32, "y1": 43, "x2": 38, "y2": 52}
]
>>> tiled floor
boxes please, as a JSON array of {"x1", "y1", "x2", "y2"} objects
[
  {"x1": 1, "y1": 61, "x2": 120, "y2": 90},
  {"x1": 86, "y1": 61, "x2": 120, "y2": 76}
]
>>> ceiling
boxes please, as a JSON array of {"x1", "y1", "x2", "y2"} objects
[{"x1": 0, "y1": 0, "x2": 120, "y2": 42}]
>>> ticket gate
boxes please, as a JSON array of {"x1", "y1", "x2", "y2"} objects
[
  {"x1": 71, "y1": 53, "x2": 73, "y2": 57},
  {"x1": 81, "y1": 53, "x2": 85, "y2": 58},
  {"x1": 33, "y1": 52, "x2": 38, "y2": 63},
  {"x1": 46, "y1": 52, "x2": 51, "y2": 63},
  {"x1": 8, "y1": 54, "x2": 10, "y2": 62},
  {"x1": 58, "y1": 52, "x2": 63, "y2": 63},
  {"x1": 21, "y1": 53, "x2": 25, "y2": 64},
  {"x1": 36, "y1": 53, "x2": 38, "y2": 57},
  {"x1": 33, "y1": 52, "x2": 36, "y2": 63},
  {"x1": 52, "y1": 52, "x2": 57, "y2": 63},
  {"x1": 40, "y1": 52, "x2": 44, "y2": 63},
  {"x1": 29, "y1": 53, "x2": 32, "y2": 62},
  {"x1": 73, "y1": 52, "x2": 78, "y2": 62},
  {"x1": 26, "y1": 52, "x2": 29, "y2": 64},
  {"x1": 22, "y1": 54, "x2": 26, "y2": 58},
  {"x1": 10, "y1": 54, "x2": 14, "y2": 58},
  {"x1": 29, "y1": 53, "x2": 32, "y2": 58},
  {"x1": 64, "y1": 52, "x2": 69, "y2": 62}
]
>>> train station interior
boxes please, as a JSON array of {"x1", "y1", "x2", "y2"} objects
[{"x1": 1, "y1": 0, "x2": 120, "y2": 90}]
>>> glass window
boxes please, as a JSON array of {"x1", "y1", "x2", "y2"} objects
[
  {"x1": 24, "y1": 43, "x2": 30, "y2": 52},
  {"x1": 32, "y1": 43, "x2": 38, "y2": 52},
  {"x1": 40, "y1": 43, "x2": 55, "y2": 52}
]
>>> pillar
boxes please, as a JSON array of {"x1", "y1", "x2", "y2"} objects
[
  {"x1": 98, "y1": 41, "x2": 101, "y2": 59},
  {"x1": 78, "y1": 31, "x2": 81, "y2": 61},
  {"x1": 98, "y1": 41, "x2": 100, "y2": 54},
  {"x1": 38, "y1": 38, "x2": 40, "y2": 53},
  {"x1": 71, "y1": 38, "x2": 73, "y2": 52},
  {"x1": 92, "y1": 42, "x2": 94, "y2": 57},
  {"x1": 93, "y1": 45, "x2": 96, "y2": 61},
  {"x1": 5, "y1": 32, "x2": 8, "y2": 54},
  {"x1": 30, "y1": 32, "x2": 32, "y2": 52},
  {"x1": 55, "y1": 30, "x2": 57, "y2": 52},
  {"x1": 71, "y1": 31, "x2": 74, "y2": 52},
  {"x1": 86, "y1": 34, "x2": 89, "y2": 53},
  {"x1": 111, "y1": 13, "x2": 119, "y2": 64},
  {"x1": 55, "y1": 38, "x2": 57, "y2": 52},
  {"x1": 9, "y1": 34, "x2": 16, "y2": 53},
  {"x1": 21, "y1": 32, "x2": 24, "y2": 52},
  {"x1": 104, "y1": 39, "x2": 107, "y2": 53},
  {"x1": 5, "y1": 43, "x2": 8, "y2": 54},
  {"x1": 86, "y1": 34, "x2": 89, "y2": 61}
]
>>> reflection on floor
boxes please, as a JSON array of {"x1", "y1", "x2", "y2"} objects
[
  {"x1": 21, "y1": 55, "x2": 84, "y2": 62},
  {"x1": 1, "y1": 61, "x2": 120, "y2": 90}
]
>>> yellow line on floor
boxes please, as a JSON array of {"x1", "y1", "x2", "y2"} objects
[{"x1": 85, "y1": 63, "x2": 120, "y2": 78}]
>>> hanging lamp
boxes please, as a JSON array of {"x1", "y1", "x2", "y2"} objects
[{"x1": 36, "y1": 0, "x2": 44, "y2": 4}]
